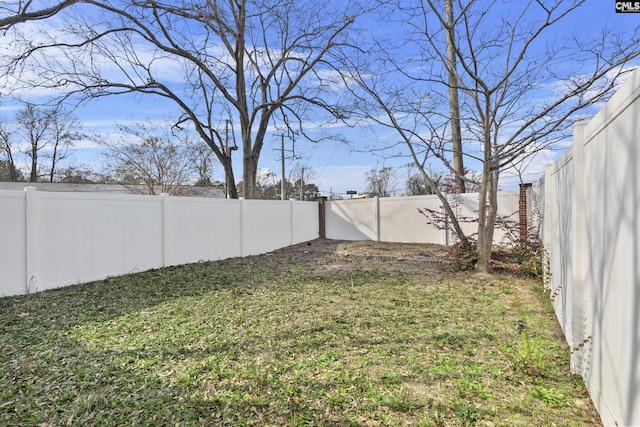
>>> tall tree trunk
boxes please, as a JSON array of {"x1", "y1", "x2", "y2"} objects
[
  {"x1": 30, "y1": 147, "x2": 38, "y2": 182},
  {"x1": 299, "y1": 167, "x2": 304, "y2": 201},
  {"x1": 476, "y1": 116, "x2": 494, "y2": 272},
  {"x1": 221, "y1": 155, "x2": 237, "y2": 199},
  {"x1": 242, "y1": 145, "x2": 258, "y2": 199},
  {"x1": 5, "y1": 147, "x2": 19, "y2": 182},
  {"x1": 49, "y1": 143, "x2": 58, "y2": 183},
  {"x1": 445, "y1": 0, "x2": 465, "y2": 193},
  {"x1": 476, "y1": 168, "x2": 490, "y2": 271}
]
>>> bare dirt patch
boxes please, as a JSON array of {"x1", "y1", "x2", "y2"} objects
[
  {"x1": 288, "y1": 238, "x2": 448, "y2": 259},
  {"x1": 272, "y1": 239, "x2": 448, "y2": 273}
]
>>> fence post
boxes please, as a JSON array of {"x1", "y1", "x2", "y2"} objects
[
  {"x1": 290, "y1": 199, "x2": 294, "y2": 246},
  {"x1": 161, "y1": 193, "x2": 170, "y2": 267},
  {"x1": 374, "y1": 196, "x2": 381, "y2": 242},
  {"x1": 24, "y1": 187, "x2": 37, "y2": 294},
  {"x1": 543, "y1": 163, "x2": 554, "y2": 290}
]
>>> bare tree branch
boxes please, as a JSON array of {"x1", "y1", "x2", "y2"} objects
[
  {"x1": 343, "y1": 0, "x2": 640, "y2": 271},
  {"x1": 1, "y1": 0, "x2": 365, "y2": 198}
]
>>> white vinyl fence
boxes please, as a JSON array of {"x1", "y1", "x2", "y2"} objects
[
  {"x1": 0, "y1": 189, "x2": 318, "y2": 297},
  {"x1": 528, "y1": 68, "x2": 640, "y2": 426},
  {"x1": 326, "y1": 192, "x2": 520, "y2": 245}
]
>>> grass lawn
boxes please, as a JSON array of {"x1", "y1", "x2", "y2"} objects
[{"x1": 0, "y1": 240, "x2": 599, "y2": 426}]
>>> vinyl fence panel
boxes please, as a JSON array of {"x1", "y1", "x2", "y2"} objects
[
  {"x1": 164, "y1": 197, "x2": 243, "y2": 266},
  {"x1": 378, "y1": 195, "x2": 444, "y2": 243},
  {"x1": 326, "y1": 192, "x2": 520, "y2": 245},
  {"x1": 580, "y1": 76, "x2": 640, "y2": 426},
  {"x1": 528, "y1": 67, "x2": 640, "y2": 426},
  {"x1": 30, "y1": 191, "x2": 165, "y2": 293},
  {"x1": 326, "y1": 198, "x2": 376, "y2": 241},
  {"x1": 0, "y1": 191, "x2": 319, "y2": 298},
  {"x1": 291, "y1": 200, "x2": 320, "y2": 244},
  {"x1": 0, "y1": 190, "x2": 27, "y2": 296}
]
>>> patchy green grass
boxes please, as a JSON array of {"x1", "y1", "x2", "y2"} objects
[{"x1": 0, "y1": 240, "x2": 599, "y2": 426}]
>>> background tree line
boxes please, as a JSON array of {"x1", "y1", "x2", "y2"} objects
[
  {"x1": 363, "y1": 164, "x2": 479, "y2": 198},
  {"x1": 0, "y1": 105, "x2": 322, "y2": 199}
]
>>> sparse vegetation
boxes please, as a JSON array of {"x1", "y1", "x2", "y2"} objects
[{"x1": 0, "y1": 240, "x2": 599, "y2": 426}]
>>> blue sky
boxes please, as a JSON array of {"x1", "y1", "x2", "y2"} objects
[{"x1": 1, "y1": 0, "x2": 638, "y2": 197}]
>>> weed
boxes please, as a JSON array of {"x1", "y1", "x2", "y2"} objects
[
  {"x1": 531, "y1": 386, "x2": 569, "y2": 407},
  {"x1": 430, "y1": 356, "x2": 459, "y2": 379},
  {"x1": 453, "y1": 402, "x2": 483, "y2": 425},
  {"x1": 381, "y1": 390, "x2": 423, "y2": 412},
  {"x1": 456, "y1": 377, "x2": 493, "y2": 400},
  {"x1": 424, "y1": 401, "x2": 448, "y2": 426}
]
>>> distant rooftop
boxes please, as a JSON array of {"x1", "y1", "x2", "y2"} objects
[{"x1": 0, "y1": 182, "x2": 226, "y2": 198}]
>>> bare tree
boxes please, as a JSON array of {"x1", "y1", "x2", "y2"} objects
[
  {"x1": 346, "y1": 0, "x2": 640, "y2": 271},
  {"x1": 47, "y1": 107, "x2": 81, "y2": 182},
  {"x1": 188, "y1": 140, "x2": 216, "y2": 188},
  {"x1": 2, "y1": 0, "x2": 364, "y2": 198},
  {"x1": 289, "y1": 163, "x2": 318, "y2": 201},
  {"x1": 16, "y1": 104, "x2": 52, "y2": 182},
  {"x1": 365, "y1": 167, "x2": 398, "y2": 197},
  {"x1": 404, "y1": 163, "x2": 443, "y2": 196},
  {"x1": 0, "y1": 123, "x2": 20, "y2": 181},
  {"x1": 102, "y1": 122, "x2": 210, "y2": 196},
  {"x1": 10, "y1": 103, "x2": 81, "y2": 182}
]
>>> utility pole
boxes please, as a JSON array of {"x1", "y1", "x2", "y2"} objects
[
  {"x1": 223, "y1": 118, "x2": 238, "y2": 198},
  {"x1": 445, "y1": 0, "x2": 465, "y2": 193},
  {"x1": 281, "y1": 134, "x2": 286, "y2": 200},
  {"x1": 276, "y1": 133, "x2": 297, "y2": 200},
  {"x1": 299, "y1": 167, "x2": 305, "y2": 201}
]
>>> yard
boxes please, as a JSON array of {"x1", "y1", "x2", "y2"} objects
[{"x1": 0, "y1": 240, "x2": 599, "y2": 426}]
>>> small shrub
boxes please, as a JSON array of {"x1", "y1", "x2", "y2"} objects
[
  {"x1": 490, "y1": 225, "x2": 544, "y2": 277},
  {"x1": 520, "y1": 256, "x2": 543, "y2": 278},
  {"x1": 433, "y1": 210, "x2": 545, "y2": 276},
  {"x1": 446, "y1": 240, "x2": 478, "y2": 271},
  {"x1": 503, "y1": 331, "x2": 555, "y2": 378}
]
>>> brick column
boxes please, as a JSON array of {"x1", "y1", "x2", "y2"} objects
[{"x1": 519, "y1": 183, "x2": 532, "y2": 244}]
